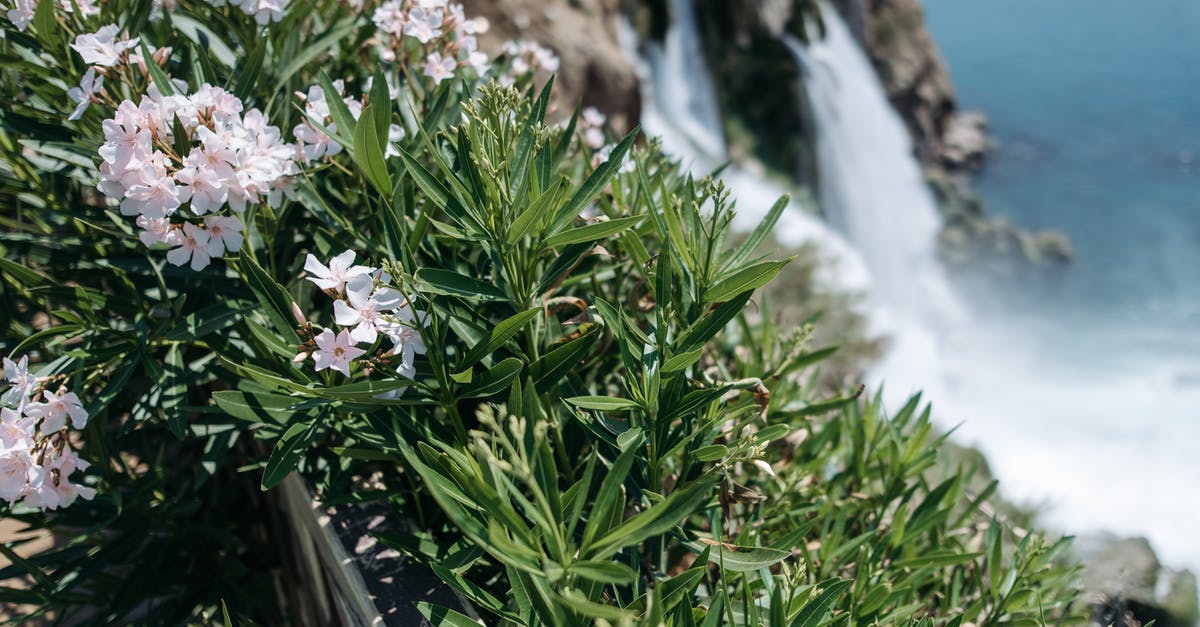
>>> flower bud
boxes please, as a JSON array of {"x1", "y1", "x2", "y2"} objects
[
  {"x1": 290, "y1": 302, "x2": 306, "y2": 325},
  {"x1": 292, "y1": 351, "x2": 308, "y2": 363}
]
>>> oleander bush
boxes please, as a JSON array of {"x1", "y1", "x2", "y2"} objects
[{"x1": 0, "y1": 1, "x2": 1083, "y2": 625}]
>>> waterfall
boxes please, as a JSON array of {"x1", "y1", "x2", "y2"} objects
[
  {"x1": 626, "y1": 0, "x2": 873, "y2": 293},
  {"x1": 784, "y1": 5, "x2": 965, "y2": 402}
]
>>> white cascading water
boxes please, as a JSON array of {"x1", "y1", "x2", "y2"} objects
[
  {"x1": 626, "y1": 0, "x2": 872, "y2": 293},
  {"x1": 783, "y1": 6, "x2": 964, "y2": 405}
]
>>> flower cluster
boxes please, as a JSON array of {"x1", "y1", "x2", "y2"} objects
[
  {"x1": 1, "y1": 356, "x2": 95, "y2": 511},
  {"x1": 206, "y1": 0, "x2": 288, "y2": 25},
  {"x1": 6, "y1": 0, "x2": 101, "y2": 31},
  {"x1": 297, "y1": 251, "x2": 427, "y2": 388},
  {"x1": 370, "y1": 0, "x2": 490, "y2": 84},
  {"x1": 95, "y1": 81, "x2": 298, "y2": 270},
  {"x1": 498, "y1": 39, "x2": 560, "y2": 87}
]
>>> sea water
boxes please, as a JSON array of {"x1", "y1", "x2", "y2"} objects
[{"x1": 921, "y1": 0, "x2": 1200, "y2": 571}]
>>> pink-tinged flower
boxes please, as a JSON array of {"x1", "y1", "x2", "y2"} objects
[
  {"x1": 381, "y1": 319, "x2": 427, "y2": 367},
  {"x1": 6, "y1": 0, "x2": 33, "y2": 31},
  {"x1": 0, "y1": 446, "x2": 41, "y2": 503},
  {"x1": 403, "y1": 7, "x2": 443, "y2": 44},
  {"x1": 312, "y1": 328, "x2": 366, "y2": 377},
  {"x1": 71, "y1": 25, "x2": 139, "y2": 68},
  {"x1": 303, "y1": 250, "x2": 373, "y2": 292},
  {"x1": 333, "y1": 277, "x2": 404, "y2": 344},
  {"x1": 204, "y1": 215, "x2": 244, "y2": 256},
  {"x1": 120, "y1": 163, "x2": 183, "y2": 218},
  {"x1": 0, "y1": 408, "x2": 34, "y2": 450},
  {"x1": 166, "y1": 222, "x2": 212, "y2": 270},
  {"x1": 26, "y1": 449, "x2": 94, "y2": 510},
  {"x1": 67, "y1": 67, "x2": 104, "y2": 122},
  {"x1": 136, "y1": 215, "x2": 176, "y2": 247},
  {"x1": 2, "y1": 355, "x2": 36, "y2": 407},
  {"x1": 23, "y1": 389, "x2": 88, "y2": 432},
  {"x1": 423, "y1": 52, "x2": 457, "y2": 85},
  {"x1": 59, "y1": 0, "x2": 101, "y2": 17}
]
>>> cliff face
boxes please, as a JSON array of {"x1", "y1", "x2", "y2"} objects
[{"x1": 462, "y1": 0, "x2": 641, "y2": 134}]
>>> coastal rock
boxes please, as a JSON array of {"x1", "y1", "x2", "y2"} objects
[
  {"x1": 941, "y1": 110, "x2": 989, "y2": 171},
  {"x1": 1076, "y1": 534, "x2": 1200, "y2": 627},
  {"x1": 462, "y1": 0, "x2": 641, "y2": 133}
]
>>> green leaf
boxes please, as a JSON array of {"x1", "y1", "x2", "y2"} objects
[
  {"x1": 457, "y1": 307, "x2": 539, "y2": 370},
  {"x1": 892, "y1": 550, "x2": 982, "y2": 569},
  {"x1": 140, "y1": 42, "x2": 175, "y2": 96},
  {"x1": 661, "y1": 346, "x2": 704, "y2": 373},
  {"x1": 161, "y1": 344, "x2": 189, "y2": 439},
  {"x1": 707, "y1": 260, "x2": 789, "y2": 303},
  {"x1": 587, "y1": 476, "x2": 715, "y2": 560},
  {"x1": 232, "y1": 36, "x2": 267, "y2": 99},
  {"x1": 530, "y1": 328, "x2": 596, "y2": 392},
  {"x1": 239, "y1": 255, "x2": 298, "y2": 339},
  {"x1": 568, "y1": 560, "x2": 636, "y2": 585},
  {"x1": 319, "y1": 72, "x2": 357, "y2": 146},
  {"x1": 33, "y1": 0, "x2": 59, "y2": 46},
  {"x1": 353, "y1": 103, "x2": 392, "y2": 196},
  {"x1": 262, "y1": 419, "x2": 318, "y2": 490},
  {"x1": 565, "y1": 396, "x2": 640, "y2": 412},
  {"x1": 677, "y1": 290, "x2": 754, "y2": 353},
  {"x1": 415, "y1": 268, "x2": 506, "y2": 302},
  {"x1": 549, "y1": 127, "x2": 638, "y2": 233},
  {"x1": 543, "y1": 216, "x2": 641, "y2": 248},
  {"x1": 212, "y1": 390, "x2": 299, "y2": 425},
  {"x1": 726, "y1": 194, "x2": 789, "y2": 270},
  {"x1": 460, "y1": 357, "x2": 523, "y2": 398},
  {"x1": 164, "y1": 302, "x2": 244, "y2": 340},
  {"x1": 415, "y1": 602, "x2": 479, "y2": 627},
  {"x1": 690, "y1": 541, "x2": 788, "y2": 572},
  {"x1": 692, "y1": 444, "x2": 728, "y2": 462},
  {"x1": 312, "y1": 378, "x2": 413, "y2": 402},
  {"x1": 790, "y1": 579, "x2": 852, "y2": 627}
]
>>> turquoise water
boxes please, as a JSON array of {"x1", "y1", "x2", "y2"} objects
[{"x1": 920, "y1": 0, "x2": 1200, "y2": 568}]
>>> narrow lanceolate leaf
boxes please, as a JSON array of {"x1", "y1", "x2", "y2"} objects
[
  {"x1": 261, "y1": 419, "x2": 319, "y2": 490},
  {"x1": 457, "y1": 307, "x2": 540, "y2": 370},
  {"x1": 677, "y1": 290, "x2": 754, "y2": 353},
  {"x1": 549, "y1": 126, "x2": 639, "y2": 233},
  {"x1": 726, "y1": 194, "x2": 790, "y2": 270},
  {"x1": 319, "y1": 71, "x2": 357, "y2": 146},
  {"x1": 543, "y1": 216, "x2": 642, "y2": 248},
  {"x1": 706, "y1": 259, "x2": 789, "y2": 304},
  {"x1": 239, "y1": 255, "x2": 298, "y2": 339},
  {"x1": 567, "y1": 560, "x2": 636, "y2": 585},
  {"x1": 587, "y1": 476, "x2": 716, "y2": 560},
  {"x1": 415, "y1": 268, "x2": 507, "y2": 302},
  {"x1": 140, "y1": 42, "x2": 175, "y2": 96},
  {"x1": 688, "y1": 540, "x2": 788, "y2": 572},
  {"x1": 530, "y1": 327, "x2": 597, "y2": 392},
  {"x1": 790, "y1": 579, "x2": 852, "y2": 627},
  {"x1": 415, "y1": 602, "x2": 479, "y2": 627},
  {"x1": 459, "y1": 357, "x2": 523, "y2": 398},
  {"x1": 565, "y1": 396, "x2": 640, "y2": 412},
  {"x1": 161, "y1": 345, "x2": 189, "y2": 439},
  {"x1": 353, "y1": 103, "x2": 392, "y2": 196}
]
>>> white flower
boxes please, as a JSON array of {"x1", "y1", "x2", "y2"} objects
[
  {"x1": 136, "y1": 215, "x2": 176, "y2": 247},
  {"x1": 2, "y1": 355, "x2": 36, "y2": 407},
  {"x1": 59, "y1": 0, "x2": 101, "y2": 17},
  {"x1": 5, "y1": 0, "x2": 34, "y2": 32},
  {"x1": 0, "y1": 408, "x2": 34, "y2": 450},
  {"x1": 203, "y1": 214, "x2": 244, "y2": 256},
  {"x1": 312, "y1": 328, "x2": 367, "y2": 377},
  {"x1": 333, "y1": 276, "x2": 404, "y2": 344},
  {"x1": 71, "y1": 25, "x2": 139, "y2": 68},
  {"x1": 120, "y1": 162, "x2": 183, "y2": 218},
  {"x1": 0, "y1": 446, "x2": 41, "y2": 504},
  {"x1": 403, "y1": 7, "x2": 443, "y2": 44},
  {"x1": 424, "y1": 51, "x2": 457, "y2": 85},
  {"x1": 303, "y1": 250, "x2": 373, "y2": 293},
  {"x1": 166, "y1": 222, "x2": 211, "y2": 270},
  {"x1": 24, "y1": 448, "x2": 94, "y2": 510},
  {"x1": 67, "y1": 68, "x2": 104, "y2": 122},
  {"x1": 23, "y1": 389, "x2": 88, "y2": 432},
  {"x1": 384, "y1": 124, "x2": 406, "y2": 158}
]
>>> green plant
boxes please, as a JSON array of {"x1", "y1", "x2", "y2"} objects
[{"x1": 0, "y1": 1, "x2": 1083, "y2": 624}]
